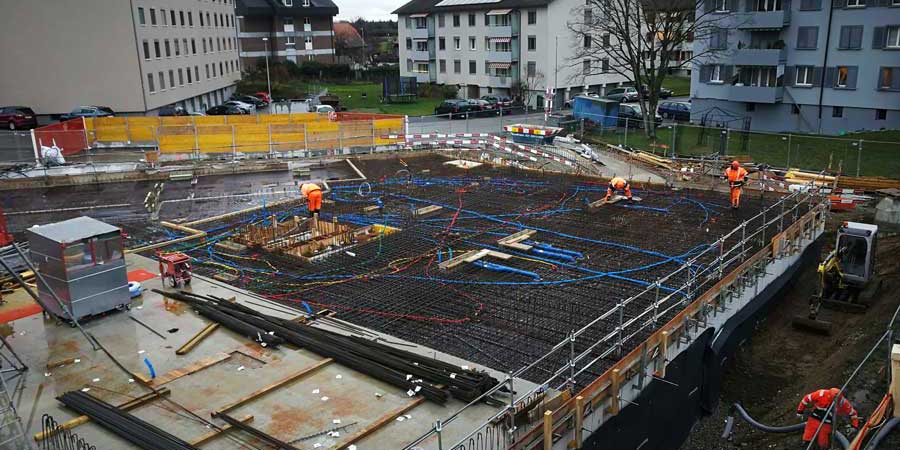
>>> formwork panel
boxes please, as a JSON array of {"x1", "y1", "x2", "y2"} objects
[{"x1": 232, "y1": 124, "x2": 270, "y2": 153}]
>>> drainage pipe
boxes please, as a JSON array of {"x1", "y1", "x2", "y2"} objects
[
  {"x1": 863, "y1": 418, "x2": 900, "y2": 450},
  {"x1": 729, "y1": 404, "x2": 850, "y2": 450}
]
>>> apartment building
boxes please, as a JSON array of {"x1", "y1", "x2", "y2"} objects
[
  {"x1": 235, "y1": 0, "x2": 338, "y2": 69},
  {"x1": 691, "y1": 0, "x2": 900, "y2": 134},
  {"x1": 0, "y1": 0, "x2": 242, "y2": 116},
  {"x1": 393, "y1": 0, "x2": 629, "y2": 107}
]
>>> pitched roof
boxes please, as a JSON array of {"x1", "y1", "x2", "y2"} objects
[
  {"x1": 236, "y1": 0, "x2": 338, "y2": 17},
  {"x1": 334, "y1": 22, "x2": 365, "y2": 48},
  {"x1": 393, "y1": 0, "x2": 552, "y2": 15}
]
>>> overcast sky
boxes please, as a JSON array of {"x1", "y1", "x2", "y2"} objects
[{"x1": 336, "y1": 0, "x2": 401, "y2": 21}]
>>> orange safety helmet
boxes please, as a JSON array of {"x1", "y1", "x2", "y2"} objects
[
  {"x1": 614, "y1": 179, "x2": 626, "y2": 189},
  {"x1": 731, "y1": 160, "x2": 740, "y2": 169}
]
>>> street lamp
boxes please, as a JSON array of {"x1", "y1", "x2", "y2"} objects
[{"x1": 261, "y1": 37, "x2": 272, "y2": 101}]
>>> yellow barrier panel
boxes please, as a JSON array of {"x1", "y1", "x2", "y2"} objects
[
  {"x1": 196, "y1": 125, "x2": 234, "y2": 154},
  {"x1": 194, "y1": 116, "x2": 227, "y2": 126},
  {"x1": 340, "y1": 121, "x2": 374, "y2": 148},
  {"x1": 127, "y1": 117, "x2": 160, "y2": 142},
  {"x1": 225, "y1": 115, "x2": 259, "y2": 125},
  {"x1": 374, "y1": 119, "x2": 404, "y2": 145},
  {"x1": 259, "y1": 114, "x2": 291, "y2": 124},
  {"x1": 92, "y1": 117, "x2": 128, "y2": 142},
  {"x1": 289, "y1": 113, "x2": 322, "y2": 123},
  {"x1": 270, "y1": 123, "x2": 305, "y2": 152},
  {"x1": 162, "y1": 116, "x2": 194, "y2": 126},
  {"x1": 84, "y1": 118, "x2": 95, "y2": 141},
  {"x1": 232, "y1": 124, "x2": 270, "y2": 153},
  {"x1": 305, "y1": 121, "x2": 339, "y2": 132},
  {"x1": 158, "y1": 126, "x2": 196, "y2": 154}
]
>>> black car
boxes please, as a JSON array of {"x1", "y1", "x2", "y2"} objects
[
  {"x1": 639, "y1": 86, "x2": 673, "y2": 99},
  {"x1": 434, "y1": 99, "x2": 476, "y2": 119},
  {"x1": 60, "y1": 106, "x2": 114, "y2": 121},
  {"x1": 617, "y1": 104, "x2": 662, "y2": 128},
  {"x1": 158, "y1": 105, "x2": 188, "y2": 116},
  {"x1": 657, "y1": 101, "x2": 691, "y2": 121},
  {"x1": 206, "y1": 105, "x2": 247, "y2": 115},
  {"x1": 480, "y1": 95, "x2": 514, "y2": 114}
]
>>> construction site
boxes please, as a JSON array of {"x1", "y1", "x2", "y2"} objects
[{"x1": 0, "y1": 113, "x2": 898, "y2": 450}]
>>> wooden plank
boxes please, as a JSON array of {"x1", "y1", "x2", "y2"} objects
[
  {"x1": 413, "y1": 205, "x2": 443, "y2": 217},
  {"x1": 189, "y1": 415, "x2": 254, "y2": 446},
  {"x1": 150, "y1": 352, "x2": 231, "y2": 387},
  {"x1": 439, "y1": 249, "x2": 512, "y2": 270},
  {"x1": 34, "y1": 389, "x2": 171, "y2": 441},
  {"x1": 215, "y1": 358, "x2": 333, "y2": 414},
  {"x1": 542, "y1": 410, "x2": 552, "y2": 450},
  {"x1": 608, "y1": 369, "x2": 621, "y2": 415},
  {"x1": 337, "y1": 396, "x2": 426, "y2": 449},
  {"x1": 176, "y1": 323, "x2": 221, "y2": 355},
  {"x1": 574, "y1": 396, "x2": 584, "y2": 449},
  {"x1": 498, "y1": 229, "x2": 536, "y2": 245},
  {"x1": 658, "y1": 331, "x2": 669, "y2": 378},
  {"x1": 892, "y1": 344, "x2": 900, "y2": 418},
  {"x1": 46, "y1": 357, "x2": 78, "y2": 370},
  {"x1": 438, "y1": 250, "x2": 481, "y2": 270}
]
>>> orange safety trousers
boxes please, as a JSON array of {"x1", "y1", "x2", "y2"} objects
[
  {"x1": 730, "y1": 186, "x2": 742, "y2": 208},
  {"x1": 307, "y1": 189, "x2": 322, "y2": 212},
  {"x1": 802, "y1": 418, "x2": 832, "y2": 449}
]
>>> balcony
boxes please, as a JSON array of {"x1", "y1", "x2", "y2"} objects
[
  {"x1": 410, "y1": 27, "x2": 430, "y2": 40},
  {"x1": 488, "y1": 76, "x2": 512, "y2": 87},
  {"x1": 738, "y1": 9, "x2": 790, "y2": 30},
  {"x1": 409, "y1": 50, "x2": 431, "y2": 61},
  {"x1": 699, "y1": 83, "x2": 783, "y2": 103},
  {"x1": 730, "y1": 48, "x2": 786, "y2": 66},
  {"x1": 485, "y1": 26, "x2": 513, "y2": 38},
  {"x1": 413, "y1": 73, "x2": 430, "y2": 84},
  {"x1": 486, "y1": 51, "x2": 514, "y2": 63}
]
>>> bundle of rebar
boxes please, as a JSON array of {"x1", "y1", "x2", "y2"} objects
[
  {"x1": 153, "y1": 289, "x2": 503, "y2": 404},
  {"x1": 57, "y1": 391, "x2": 200, "y2": 450}
]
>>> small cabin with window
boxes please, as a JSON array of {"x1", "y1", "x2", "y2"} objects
[{"x1": 27, "y1": 216, "x2": 129, "y2": 321}]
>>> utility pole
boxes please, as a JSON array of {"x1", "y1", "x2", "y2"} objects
[
  {"x1": 262, "y1": 37, "x2": 272, "y2": 100},
  {"x1": 554, "y1": 35, "x2": 559, "y2": 112}
]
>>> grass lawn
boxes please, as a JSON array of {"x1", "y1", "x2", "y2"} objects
[
  {"x1": 661, "y1": 76, "x2": 691, "y2": 97},
  {"x1": 297, "y1": 81, "x2": 442, "y2": 116},
  {"x1": 586, "y1": 125, "x2": 900, "y2": 178}
]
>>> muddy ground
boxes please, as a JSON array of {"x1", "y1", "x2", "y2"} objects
[{"x1": 683, "y1": 209, "x2": 900, "y2": 450}]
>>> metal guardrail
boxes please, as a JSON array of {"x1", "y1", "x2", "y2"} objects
[{"x1": 402, "y1": 188, "x2": 827, "y2": 450}]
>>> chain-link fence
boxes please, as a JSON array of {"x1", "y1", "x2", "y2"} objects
[{"x1": 577, "y1": 112, "x2": 900, "y2": 179}]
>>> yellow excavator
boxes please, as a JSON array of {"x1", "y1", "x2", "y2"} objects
[{"x1": 792, "y1": 222, "x2": 879, "y2": 335}]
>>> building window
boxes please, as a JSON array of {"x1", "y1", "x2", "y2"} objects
[
  {"x1": 583, "y1": 60, "x2": 590, "y2": 75},
  {"x1": 739, "y1": 66, "x2": 777, "y2": 87},
  {"x1": 303, "y1": 0, "x2": 311, "y2": 6},
  {"x1": 469, "y1": 60, "x2": 476, "y2": 74},
  {"x1": 416, "y1": 41, "x2": 427, "y2": 51},
  {"x1": 712, "y1": 65, "x2": 724, "y2": 82},
  {"x1": 879, "y1": 67, "x2": 899, "y2": 90},
  {"x1": 187, "y1": 68, "x2": 192, "y2": 84},
  {"x1": 154, "y1": 40, "x2": 161, "y2": 58},
  {"x1": 791, "y1": 104, "x2": 800, "y2": 115},
  {"x1": 709, "y1": 28, "x2": 727, "y2": 50},
  {"x1": 175, "y1": 40, "x2": 181, "y2": 56},
  {"x1": 453, "y1": 14, "x2": 460, "y2": 27},
  {"x1": 832, "y1": 106, "x2": 843, "y2": 118},
  {"x1": 602, "y1": 34, "x2": 610, "y2": 47},
  {"x1": 846, "y1": 0, "x2": 864, "y2": 7},
  {"x1": 469, "y1": 37, "x2": 476, "y2": 50},
  {"x1": 169, "y1": 70, "x2": 175, "y2": 88},
  {"x1": 184, "y1": 38, "x2": 189, "y2": 54},
  {"x1": 714, "y1": 0, "x2": 728, "y2": 11},
  {"x1": 527, "y1": 35, "x2": 536, "y2": 51},
  {"x1": 454, "y1": 36, "x2": 461, "y2": 50},
  {"x1": 415, "y1": 17, "x2": 427, "y2": 29},
  {"x1": 836, "y1": 65, "x2": 850, "y2": 87},
  {"x1": 161, "y1": 9, "x2": 167, "y2": 26},
  {"x1": 180, "y1": 11, "x2": 185, "y2": 26},
  {"x1": 795, "y1": 66, "x2": 814, "y2": 86},
  {"x1": 454, "y1": 59, "x2": 461, "y2": 73},
  {"x1": 195, "y1": 66, "x2": 199, "y2": 82},
  {"x1": 602, "y1": 58, "x2": 610, "y2": 72},
  {"x1": 886, "y1": 26, "x2": 900, "y2": 48},
  {"x1": 438, "y1": 14, "x2": 445, "y2": 27},
  {"x1": 416, "y1": 63, "x2": 429, "y2": 73},
  {"x1": 799, "y1": 0, "x2": 821, "y2": 10},
  {"x1": 206, "y1": 64, "x2": 210, "y2": 79},
  {"x1": 147, "y1": 73, "x2": 155, "y2": 93},
  {"x1": 305, "y1": 36, "x2": 313, "y2": 47},
  {"x1": 527, "y1": 61, "x2": 536, "y2": 77},
  {"x1": 440, "y1": 59, "x2": 446, "y2": 73},
  {"x1": 142, "y1": 40, "x2": 150, "y2": 60},
  {"x1": 203, "y1": 39, "x2": 208, "y2": 53},
  {"x1": 206, "y1": 12, "x2": 211, "y2": 27},
  {"x1": 150, "y1": 8, "x2": 157, "y2": 25},
  {"x1": 528, "y1": 10, "x2": 537, "y2": 24},
  {"x1": 876, "y1": 109, "x2": 886, "y2": 120},
  {"x1": 754, "y1": 0, "x2": 783, "y2": 11},
  {"x1": 171, "y1": 10, "x2": 177, "y2": 27},
  {"x1": 138, "y1": 7, "x2": 146, "y2": 25},
  {"x1": 188, "y1": 11, "x2": 193, "y2": 26},
  {"x1": 165, "y1": 40, "x2": 171, "y2": 57},
  {"x1": 200, "y1": 11, "x2": 204, "y2": 27},
  {"x1": 584, "y1": 34, "x2": 591, "y2": 48},
  {"x1": 285, "y1": 0, "x2": 293, "y2": 6},
  {"x1": 191, "y1": 39, "x2": 197, "y2": 54},
  {"x1": 796, "y1": 26, "x2": 818, "y2": 49},
  {"x1": 439, "y1": 37, "x2": 446, "y2": 50},
  {"x1": 838, "y1": 26, "x2": 863, "y2": 49},
  {"x1": 159, "y1": 71, "x2": 165, "y2": 90},
  {"x1": 406, "y1": 59, "x2": 413, "y2": 72},
  {"x1": 467, "y1": 14, "x2": 475, "y2": 26}
]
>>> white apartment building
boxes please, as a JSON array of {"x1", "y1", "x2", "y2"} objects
[
  {"x1": 0, "y1": 0, "x2": 241, "y2": 116},
  {"x1": 394, "y1": 0, "x2": 629, "y2": 108}
]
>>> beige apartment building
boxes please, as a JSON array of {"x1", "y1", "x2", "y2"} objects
[
  {"x1": 235, "y1": 0, "x2": 339, "y2": 69},
  {"x1": 0, "y1": 0, "x2": 242, "y2": 116}
]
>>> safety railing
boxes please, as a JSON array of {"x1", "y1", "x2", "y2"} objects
[{"x1": 402, "y1": 188, "x2": 827, "y2": 450}]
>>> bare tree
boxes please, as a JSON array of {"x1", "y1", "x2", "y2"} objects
[
  {"x1": 568, "y1": 0, "x2": 738, "y2": 136},
  {"x1": 511, "y1": 70, "x2": 546, "y2": 112}
]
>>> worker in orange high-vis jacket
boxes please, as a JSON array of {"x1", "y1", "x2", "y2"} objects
[
  {"x1": 604, "y1": 177, "x2": 633, "y2": 202},
  {"x1": 796, "y1": 388, "x2": 861, "y2": 449},
  {"x1": 724, "y1": 161, "x2": 749, "y2": 209},
  {"x1": 300, "y1": 183, "x2": 323, "y2": 218}
]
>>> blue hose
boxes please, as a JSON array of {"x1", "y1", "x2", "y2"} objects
[{"x1": 472, "y1": 260, "x2": 541, "y2": 280}]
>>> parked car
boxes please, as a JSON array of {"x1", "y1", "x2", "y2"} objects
[
  {"x1": 618, "y1": 104, "x2": 661, "y2": 128},
  {"x1": 0, "y1": 106, "x2": 38, "y2": 130},
  {"x1": 206, "y1": 105, "x2": 247, "y2": 115},
  {"x1": 639, "y1": 86, "x2": 673, "y2": 99},
  {"x1": 314, "y1": 104, "x2": 335, "y2": 113},
  {"x1": 189, "y1": 111, "x2": 206, "y2": 116},
  {"x1": 158, "y1": 105, "x2": 188, "y2": 117},
  {"x1": 434, "y1": 99, "x2": 477, "y2": 119},
  {"x1": 480, "y1": 95, "x2": 513, "y2": 113},
  {"x1": 254, "y1": 92, "x2": 272, "y2": 104},
  {"x1": 60, "y1": 106, "x2": 114, "y2": 121},
  {"x1": 657, "y1": 101, "x2": 691, "y2": 121},
  {"x1": 232, "y1": 95, "x2": 267, "y2": 108},
  {"x1": 605, "y1": 87, "x2": 640, "y2": 103},
  {"x1": 466, "y1": 99, "x2": 494, "y2": 117},
  {"x1": 225, "y1": 100, "x2": 256, "y2": 112}
]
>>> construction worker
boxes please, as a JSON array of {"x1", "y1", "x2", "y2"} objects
[
  {"x1": 796, "y1": 388, "x2": 861, "y2": 449},
  {"x1": 724, "y1": 161, "x2": 749, "y2": 209},
  {"x1": 604, "y1": 177, "x2": 633, "y2": 202},
  {"x1": 299, "y1": 183, "x2": 323, "y2": 218}
]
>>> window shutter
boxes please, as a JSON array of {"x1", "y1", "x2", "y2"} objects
[
  {"x1": 838, "y1": 27, "x2": 849, "y2": 48},
  {"x1": 721, "y1": 30, "x2": 729, "y2": 47},
  {"x1": 700, "y1": 66, "x2": 711, "y2": 82},
  {"x1": 485, "y1": 14, "x2": 489, "y2": 26},
  {"x1": 850, "y1": 26, "x2": 863, "y2": 49},
  {"x1": 812, "y1": 66, "x2": 824, "y2": 86},
  {"x1": 723, "y1": 65, "x2": 734, "y2": 82},
  {"x1": 784, "y1": 66, "x2": 795, "y2": 86},
  {"x1": 824, "y1": 67, "x2": 836, "y2": 87},
  {"x1": 832, "y1": 0, "x2": 846, "y2": 7},
  {"x1": 891, "y1": 68, "x2": 900, "y2": 90},
  {"x1": 872, "y1": 27, "x2": 885, "y2": 49},
  {"x1": 846, "y1": 66, "x2": 858, "y2": 88}
]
